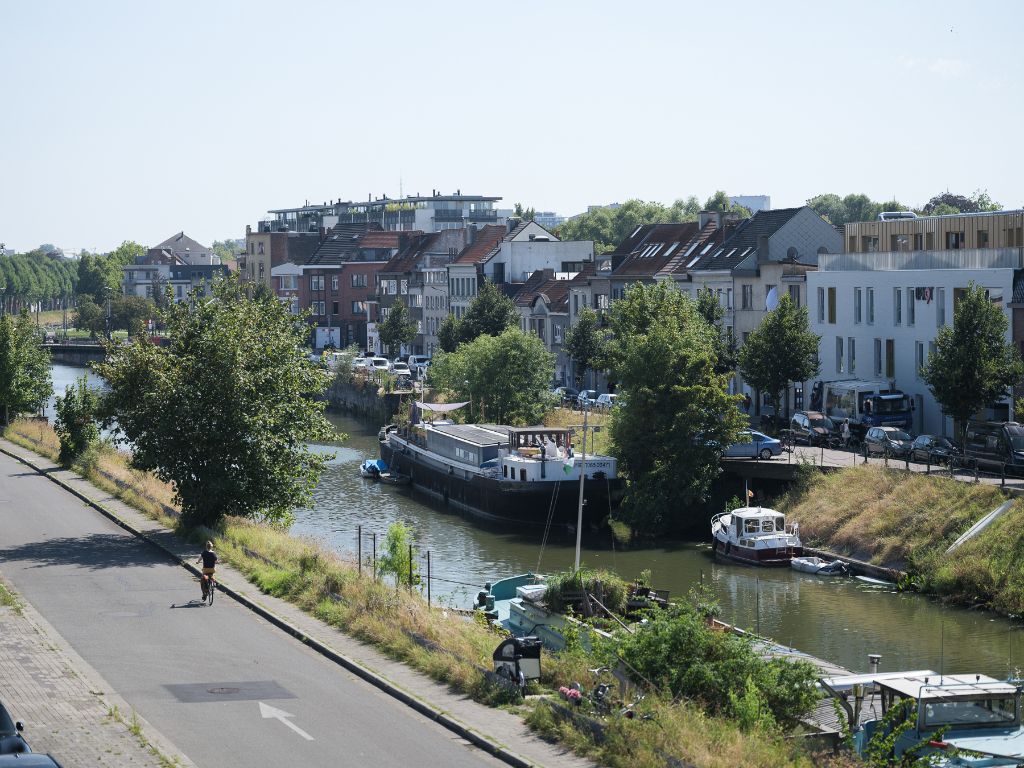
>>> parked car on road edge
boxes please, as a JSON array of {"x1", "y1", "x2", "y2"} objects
[
  {"x1": 789, "y1": 411, "x2": 836, "y2": 446},
  {"x1": 595, "y1": 393, "x2": 618, "y2": 410},
  {"x1": 864, "y1": 426, "x2": 913, "y2": 458},
  {"x1": 577, "y1": 390, "x2": 598, "y2": 408},
  {"x1": 909, "y1": 434, "x2": 960, "y2": 465},
  {"x1": 723, "y1": 430, "x2": 783, "y2": 460}
]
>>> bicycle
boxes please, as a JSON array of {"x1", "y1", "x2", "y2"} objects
[{"x1": 199, "y1": 571, "x2": 216, "y2": 605}]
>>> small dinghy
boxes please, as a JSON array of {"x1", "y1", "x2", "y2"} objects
[
  {"x1": 791, "y1": 556, "x2": 848, "y2": 575},
  {"x1": 360, "y1": 459, "x2": 388, "y2": 479}
]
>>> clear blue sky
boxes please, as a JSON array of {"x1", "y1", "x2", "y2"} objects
[{"x1": 2, "y1": 0, "x2": 1021, "y2": 254}]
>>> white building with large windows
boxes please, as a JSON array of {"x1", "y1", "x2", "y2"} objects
[{"x1": 808, "y1": 210, "x2": 1024, "y2": 436}]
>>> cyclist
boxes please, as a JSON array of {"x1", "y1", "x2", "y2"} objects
[{"x1": 196, "y1": 541, "x2": 218, "y2": 602}]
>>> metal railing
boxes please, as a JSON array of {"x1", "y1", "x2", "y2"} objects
[{"x1": 819, "y1": 247, "x2": 1023, "y2": 272}]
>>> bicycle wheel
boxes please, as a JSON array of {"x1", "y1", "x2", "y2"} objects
[{"x1": 207, "y1": 577, "x2": 215, "y2": 605}]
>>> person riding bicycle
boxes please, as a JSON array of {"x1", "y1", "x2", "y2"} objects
[{"x1": 196, "y1": 541, "x2": 218, "y2": 601}]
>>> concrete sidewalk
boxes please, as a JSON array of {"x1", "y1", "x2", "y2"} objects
[
  {"x1": 0, "y1": 575, "x2": 194, "y2": 767},
  {"x1": 0, "y1": 439, "x2": 591, "y2": 768}
]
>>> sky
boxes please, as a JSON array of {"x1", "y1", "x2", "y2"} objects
[{"x1": 2, "y1": 0, "x2": 1022, "y2": 255}]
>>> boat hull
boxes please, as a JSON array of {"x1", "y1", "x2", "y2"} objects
[
  {"x1": 381, "y1": 440, "x2": 623, "y2": 527},
  {"x1": 711, "y1": 537, "x2": 802, "y2": 566}
]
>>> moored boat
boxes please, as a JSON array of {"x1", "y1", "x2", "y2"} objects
[
  {"x1": 360, "y1": 458, "x2": 388, "y2": 478},
  {"x1": 791, "y1": 556, "x2": 848, "y2": 575},
  {"x1": 710, "y1": 506, "x2": 802, "y2": 566}
]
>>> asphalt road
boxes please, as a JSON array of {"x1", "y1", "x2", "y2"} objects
[{"x1": 0, "y1": 451, "x2": 504, "y2": 768}]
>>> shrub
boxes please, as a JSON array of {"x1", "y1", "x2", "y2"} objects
[
  {"x1": 544, "y1": 568, "x2": 629, "y2": 615},
  {"x1": 54, "y1": 375, "x2": 100, "y2": 466}
]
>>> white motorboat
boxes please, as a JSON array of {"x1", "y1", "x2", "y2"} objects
[
  {"x1": 791, "y1": 556, "x2": 848, "y2": 575},
  {"x1": 710, "y1": 506, "x2": 802, "y2": 566}
]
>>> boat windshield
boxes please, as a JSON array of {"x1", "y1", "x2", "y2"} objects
[
  {"x1": 922, "y1": 696, "x2": 1018, "y2": 728},
  {"x1": 743, "y1": 516, "x2": 783, "y2": 533},
  {"x1": 761, "y1": 518, "x2": 782, "y2": 532}
]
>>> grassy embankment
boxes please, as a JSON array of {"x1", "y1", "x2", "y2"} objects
[
  {"x1": 3, "y1": 417, "x2": 834, "y2": 768},
  {"x1": 779, "y1": 464, "x2": 1024, "y2": 614}
]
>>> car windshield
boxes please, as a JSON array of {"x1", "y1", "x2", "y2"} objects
[
  {"x1": 873, "y1": 397, "x2": 909, "y2": 415},
  {"x1": 809, "y1": 416, "x2": 833, "y2": 428},
  {"x1": 888, "y1": 431, "x2": 911, "y2": 441}
]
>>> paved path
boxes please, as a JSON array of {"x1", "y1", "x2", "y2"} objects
[
  {"x1": 0, "y1": 574, "x2": 192, "y2": 767},
  {"x1": 0, "y1": 439, "x2": 592, "y2": 768}
]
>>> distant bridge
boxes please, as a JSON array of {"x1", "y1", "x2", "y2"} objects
[{"x1": 43, "y1": 341, "x2": 106, "y2": 366}]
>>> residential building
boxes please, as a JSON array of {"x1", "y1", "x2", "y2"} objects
[
  {"x1": 808, "y1": 209, "x2": 1024, "y2": 435},
  {"x1": 534, "y1": 211, "x2": 565, "y2": 230},
  {"x1": 122, "y1": 232, "x2": 228, "y2": 302},
  {"x1": 514, "y1": 269, "x2": 572, "y2": 384},
  {"x1": 242, "y1": 226, "x2": 322, "y2": 290}
]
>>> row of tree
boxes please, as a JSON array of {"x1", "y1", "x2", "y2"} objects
[
  {"x1": 805, "y1": 189, "x2": 1003, "y2": 226},
  {"x1": 0, "y1": 251, "x2": 78, "y2": 314}
]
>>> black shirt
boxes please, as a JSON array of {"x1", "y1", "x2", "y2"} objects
[{"x1": 200, "y1": 550, "x2": 218, "y2": 569}]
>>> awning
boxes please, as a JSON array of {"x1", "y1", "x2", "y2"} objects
[{"x1": 417, "y1": 401, "x2": 469, "y2": 413}]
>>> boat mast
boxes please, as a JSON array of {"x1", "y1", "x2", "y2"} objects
[{"x1": 574, "y1": 403, "x2": 588, "y2": 573}]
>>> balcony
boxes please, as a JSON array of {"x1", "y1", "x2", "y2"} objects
[
  {"x1": 433, "y1": 209, "x2": 464, "y2": 222},
  {"x1": 820, "y1": 247, "x2": 1023, "y2": 272},
  {"x1": 466, "y1": 210, "x2": 498, "y2": 222}
]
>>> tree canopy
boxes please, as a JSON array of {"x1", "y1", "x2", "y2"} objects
[
  {"x1": 807, "y1": 189, "x2": 1003, "y2": 225},
  {"x1": 563, "y1": 306, "x2": 607, "y2": 387},
  {"x1": 429, "y1": 327, "x2": 554, "y2": 425},
  {"x1": 738, "y1": 295, "x2": 820, "y2": 431},
  {"x1": 0, "y1": 250, "x2": 77, "y2": 314},
  {"x1": 605, "y1": 282, "x2": 745, "y2": 536},
  {"x1": 0, "y1": 311, "x2": 52, "y2": 425},
  {"x1": 377, "y1": 298, "x2": 417, "y2": 357},
  {"x1": 459, "y1": 280, "x2": 519, "y2": 343},
  {"x1": 696, "y1": 288, "x2": 737, "y2": 375},
  {"x1": 921, "y1": 283, "x2": 1024, "y2": 444},
  {"x1": 95, "y1": 275, "x2": 337, "y2": 528}
]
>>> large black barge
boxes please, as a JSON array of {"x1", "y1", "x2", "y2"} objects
[{"x1": 379, "y1": 422, "x2": 623, "y2": 528}]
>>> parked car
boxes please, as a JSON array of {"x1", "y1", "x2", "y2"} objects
[
  {"x1": 551, "y1": 386, "x2": 579, "y2": 406},
  {"x1": 0, "y1": 699, "x2": 28, "y2": 755},
  {"x1": 909, "y1": 434, "x2": 960, "y2": 465},
  {"x1": 391, "y1": 361, "x2": 412, "y2": 377},
  {"x1": 577, "y1": 390, "x2": 599, "y2": 408},
  {"x1": 864, "y1": 426, "x2": 913, "y2": 458},
  {"x1": 595, "y1": 393, "x2": 618, "y2": 410},
  {"x1": 407, "y1": 354, "x2": 431, "y2": 368},
  {"x1": 789, "y1": 411, "x2": 836, "y2": 446},
  {"x1": 368, "y1": 357, "x2": 390, "y2": 372},
  {"x1": 723, "y1": 430, "x2": 783, "y2": 460},
  {"x1": 964, "y1": 420, "x2": 1024, "y2": 474},
  {"x1": 351, "y1": 356, "x2": 372, "y2": 372}
]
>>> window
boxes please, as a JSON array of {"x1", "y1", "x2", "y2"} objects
[
  {"x1": 848, "y1": 236, "x2": 856, "y2": 252},
  {"x1": 848, "y1": 337, "x2": 856, "y2": 374},
  {"x1": 726, "y1": 288, "x2": 733, "y2": 309},
  {"x1": 817, "y1": 287, "x2": 825, "y2": 323},
  {"x1": 288, "y1": 297, "x2": 299, "y2": 315},
  {"x1": 978, "y1": 229, "x2": 989, "y2": 248},
  {"x1": 854, "y1": 288, "x2": 863, "y2": 323},
  {"x1": 915, "y1": 341, "x2": 925, "y2": 378},
  {"x1": 351, "y1": 273, "x2": 367, "y2": 288},
  {"x1": 386, "y1": 280, "x2": 397, "y2": 295},
  {"x1": 331, "y1": 275, "x2": 338, "y2": 291},
  {"x1": 946, "y1": 231, "x2": 965, "y2": 249},
  {"x1": 742, "y1": 284, "x2": 753, "y2": 309},
  {"x1": 885, "y1": 339, "x2": 895, "y2": 378},
  {"x1": 765, "y1": 284, "x2": 776, "y2": 302},
  {"x1": 281, "y1": 275, "x2": 298, "y2": 291},
  {"x1": 913, "y1": 233, "x2": 924, "y2": 250},
  {"x1": 331, "y1": 301, "x2": 339, "y2": 315},
  {"x1": 573, "y1": 294, "x2": 580, "y2": 314},
  {"x1": 926, "y1": 232, "x2": 935, "y2": 250},
  {"x1": 890, "y1": 234, "x2": 910, "y2": 251},
  {"x1": 258, "y1": 242, "x2": 264, "y2": 255},
  {"x1": 937, "y1": 287, "x2": 946, "y2": 326},
  {"x1": 894, "y1": 288, "x2": 902, "y2": 325},
  {"x1": 788, "y1": 284, "x2": 800, "y2": 307},
  {"x1": 310, "y1": 275, "x2": 324, "y2": 291},
  {"x1": 906, "y1": 288, "x2": 915, "y2": 325},
  {"x1": 596, "y1": 294, "x2": 609, "y2": 309},
  {"x1": 258, "y1": 263, "x2": 264, "y2": 280},
  {"x1": 400, "y1": 279, "x2": 408, "y2": 295},
  {"x1": 867, "y1": 288, "x2": 875, "y2": 324},
  {"x1": 554, "y1": 325, "x2": 563, "y2": 344},
  {"x1": 874, "y1": 338, "x2": 882, "y2": 377},
  {"x1": 827, "y1": 287, "x2": 836, "y2": 324},
  {"x1": 310, "y1": 300, "x2": 325, "y2": 315},
  {"x1": 862, "y1": 236, "x2": 879, "y2": 252},
  {"x1": 836, "y1": 337, "x2": 844, "y2": 373},
  {"x1": 352, "y1": 301, "x2": 366, "y2": 315}
]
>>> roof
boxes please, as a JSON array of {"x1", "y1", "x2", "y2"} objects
[
  {"x1": 153, "y1": 231, "x2": 211, "y2": 254},
  {"x1": 360, "y1": 231, "x2": 418, "y2": 250},
  {"x1": 610, "y1": 223, "x2": 705, "y2": 279},
  {"x1": 306, "y1": 223, "x2": 381, "y2": 265},
  {"x1": 428, "y1": 423, "x2": 509, "y2": 447},
  {"x1": 729, "y1": 506, "x2": 785, "y2": 518},
  {"x1": 453, "y1": 224, "x2": 507, "y2": 265},
  {"x1": 380, "y1": 232, "x2": 440, "y2": 275},
  {"x1": 690, "y1": 208, "x2": 805, "y2": 271},
  {"x1": 515, "y1": 271, "x2": 571, "y2": 312},
  {"x1": 875, "y1": 674, "x2": 1016, "y2": 700}
]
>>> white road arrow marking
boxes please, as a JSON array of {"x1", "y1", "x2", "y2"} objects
[{"x1": 259, "y1": 701, "x2": 314, "y2": 741}]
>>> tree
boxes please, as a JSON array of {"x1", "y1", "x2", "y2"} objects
[
  {"x1": 703, "y1": 190, "x2": 751, "y2": 218},
  {"x1": 605, "y1": 283, "x2": 746, "y2": 535},
  {"x1": 563, "y1": 306, "x2": 606, "y2": 387},
  {"x1": 696, "y1": 288, "x2": 737, "y2": 375},
  {"x1": 377, "y1": 298, "x2": 417, "y2": 358},
  {"x1": 0, "y1": 311, "x2": 52, "y2": 425},
  {"x1": 211, "y1": 239, "x2": 243, "y2": 263},
  {"x1": 72, "y1": 299, "x2": 106, "y2": 338},
  {"x1": 108, "y1": 241, "x2": 146, "y2": 267},
  {"x1": 110, "y1": 295, "x2": 155, "y2": 336},
  {"x1": 377, "y1": 521, "x2": 420, "y2": 587},
  {"x1": 512, "y1": 203, "x2": 536, "y2": 221},
  {"x1": 922, "y1": 190, "x2": 1002, "y2": 215},
  {"x1": 557, "y1": 198, "x2": 705, "y2": 253},
  {"x1": 54, "y1": 375, "x2": 100, "y2": 465},
  {"x1": 95, "y1": 275, "x2": 336, "y2": 528},
  {"x1": 738, "y1": 295, "x2": 820, "y2": 432},
  {"x1": 921, "y1": 283, "x2": 1024, "y2": 446},
  {"x1": 437, "y1": 313, "x2": 462, "y2": 353},
  {"x1": 459, "y1": 280, "x2": 519, "y2": 343},
  {"x1": 429, "y1": 328, "x2": 554, "y2": 425}
]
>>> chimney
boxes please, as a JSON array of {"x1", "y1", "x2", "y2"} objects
[
  {"x1": 468, "y1": 224, "x2": 478, "y2": 245},
  {"x1": 319, "y1": 226, "x2": 327, "y2": 241},
  {"x1": 508, "y1": 217, "x2": 521, "y2": 234},
  {"x1": 246, "y1": 224, "x2": 251, "y2": 235},
  {"x1": 757, "y1": 235, "x2": 770, "y2": 263},
  {"x1": 698, "y1": 211, "x2": 722, "y2": 230}
]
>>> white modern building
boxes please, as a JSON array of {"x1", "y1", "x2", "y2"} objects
[{"x1": 808, "y1": 210, "x2": 1024, "y2": 436}]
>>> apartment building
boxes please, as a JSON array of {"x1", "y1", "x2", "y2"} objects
[
  {"x1": 122, "y1": 232, "x2": 228, "y2": 302},
  {"x1": 808, "y1": 210, "x2": 1024, "y2": 435}
]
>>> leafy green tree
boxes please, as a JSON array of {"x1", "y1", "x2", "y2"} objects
[
  {"x1": 605, "y1": 282, "x2": 745, "y2": 535},
  {"x1": 211, "y1": 239, "x2": 243, "y2": 263},
  {"x1": 377, "y1": 298, "x2": 417, "y2": 358},
  {"x1": 110, "y1": 295, "x2": 155, "y2": 336},
  {"x1": 75, "y1": 253, "x2": 121, "y2": 302},
  {"x1": 430, "y1": 328, "x2": 554, "y2": 424},
  {"x1": 437, "y1": 313, "x2": 461, "y2": 353},
  {"x1": 72, "y1": 299, "x2": 106, "y2": 338},
  {"x1": 696, "y1": 287, "x2": 737, "y2": 375},
  {"x1": 703, "y1": 190, "x2": 751, "y2": 217},
  {"x1": 922, "y1": 190, "x2": 1002, "y2": 215},
  {"x1": 459, "y1": 280, "x2": 519, "y2": 343},
  {"x1": 512, "y1": 203, "x2": 536, "y2": 221},
  {"x1": 376, "y1": 521, "x2": 420, "y2": 587},
  {"x1": 54, "y1": 376, "x2": 100, "y2": 465},
  {"x1": 95, "y1": 276, "x2": 336, "y2": 528},
  {"x1": 738, "y1": 295, "x2": 820, "y2": 432},
  {"x1": 563, "y1": 306, "x2": 606, "y2": 387},
  {"x1": 921, "y1": 283, "x2": 1024, "y2": 445},
  {"x1": 108, "y1": 240, "x2": 146, "y2": 267},
  {"x1": 557, "y1": 198, "x2": 706, "y2": 253},
  {"x1": 0, "y1": 311, "x2": 52, "y2": 425}
]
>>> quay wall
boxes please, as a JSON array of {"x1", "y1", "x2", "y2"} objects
[{"x1": 324, "y1": 378, "x2": 405, "y2": 423}]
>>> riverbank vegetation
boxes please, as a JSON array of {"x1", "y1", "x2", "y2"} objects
[
  {"x1": 780, "y1": 464, "x2": 1024, "y2": 614},
  {"x1": 4, "y1": 416, "x2": 839, "y2": 768}
]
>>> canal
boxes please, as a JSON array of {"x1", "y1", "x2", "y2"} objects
[{"x1": 50, "y1": 364, "x2": 1024, "y2": 678}]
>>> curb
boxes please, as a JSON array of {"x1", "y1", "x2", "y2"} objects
[{"x1": 0, "y1": 443, "x2": 536, "y2": 768}]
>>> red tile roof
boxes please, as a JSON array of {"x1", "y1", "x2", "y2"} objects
[
  {"x1": 453, "y1": 224, "x2": 506, "y2": 265},
  {"x1": 360, "y1": 230, "x2": 420, "y2": 249}
]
